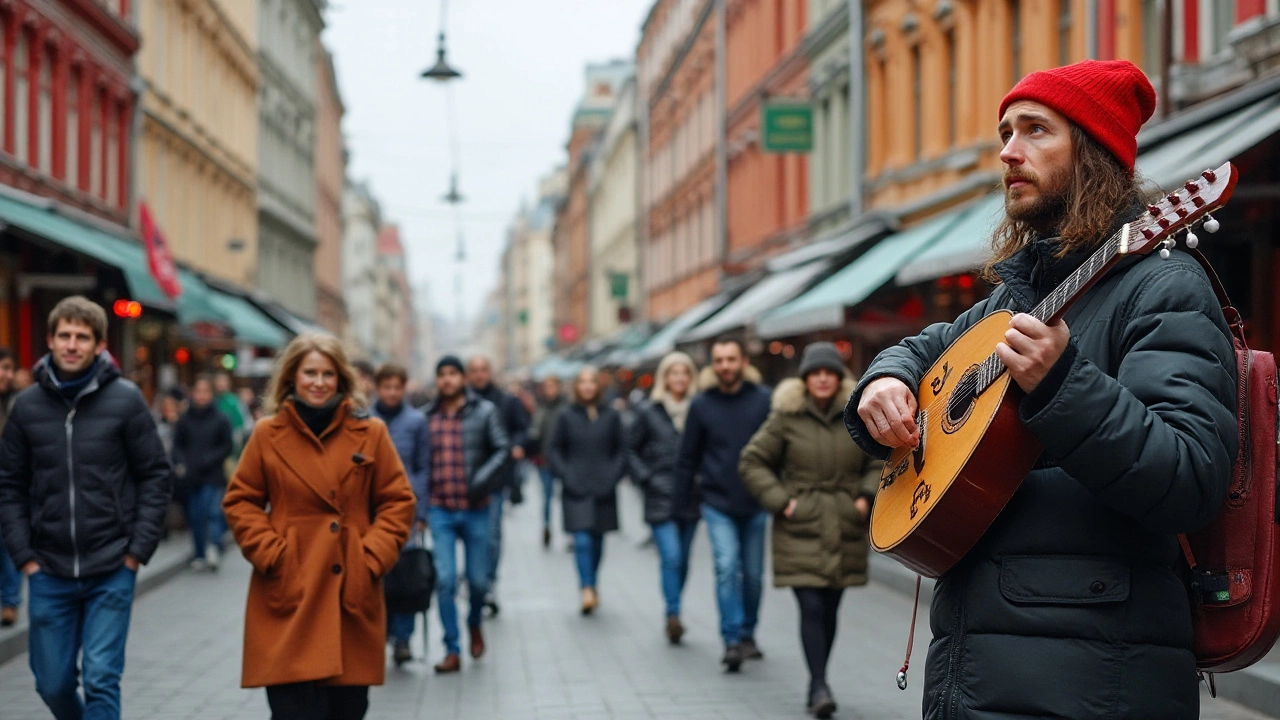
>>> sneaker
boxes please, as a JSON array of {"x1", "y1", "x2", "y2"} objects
[
  {"x1": 808, "y1": 681, "x2": 836, "y2": 719},
  {"x1": 740, "y1": 637, "x2": 764, "y2": 660},
  {"x1": 0, "y1": 606, "x2": 17, "y2": 627},
  {"x1": 483, "y1": 592, "x2": 500, "y2": 618},
  {"x1": 722, "y1": 644, "x2": 744, "y2": 673},
  {"x1": 206, "y1": 545, "x2": 221, "y2": 571},
  {"x1": 665, "y1": 616, "x2": 685, "y2": 644},
  {"x1": 189, "y1": 558, "x2": 207, "y2": 572},
  {"x1": 392, "y1": 639, "x2": 412, "y2": 667}
]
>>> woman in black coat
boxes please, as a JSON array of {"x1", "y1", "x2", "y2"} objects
[
  {"x1": 172, "y1": 375, "x2": 234, "y2": 571},
  {"x1": 548, "y1": 366, "x2": 626, "y2": 615},
  {"x1": 627, "y1": 351, "x2": 701, "y2": 643}
]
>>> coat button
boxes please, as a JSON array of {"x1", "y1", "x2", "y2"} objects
[
  {"x1": 1090, "y1": 581, "x2": 1106, "y2": 594},
  {"x1": 330, "y1": 521, "x2": 340, "y2": 533},
  {"x1": 332, "y1": 564, "x2": 342, "y2": 575}
]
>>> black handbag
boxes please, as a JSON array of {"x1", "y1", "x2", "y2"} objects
[{"x1": 384, "y1": 533, "x2": 435, "y2": 615}]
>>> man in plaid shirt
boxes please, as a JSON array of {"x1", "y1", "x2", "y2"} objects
[{"x1": 423, "y1": 356, "x2": 511, "y2": 674}]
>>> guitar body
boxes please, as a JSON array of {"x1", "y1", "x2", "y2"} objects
[{"x1": 869, "y1": 310, "x2": 1044, "y2": 578}]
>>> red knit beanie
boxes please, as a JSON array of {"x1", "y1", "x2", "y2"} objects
[{"x1": 999, "y1": 60, "x2": 1156, "y2": 174}]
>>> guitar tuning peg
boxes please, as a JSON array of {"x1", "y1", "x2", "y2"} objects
[
  {"x1": 1185, "y1": 230, "x2": 1199, "y2": 249},
  {"x1": 1159, "y1": 247, "x2": 1172, "y2": 259},
  {"x1": 1159, "y1": 239, "x2": 1174, "y2": 259},
  {"x1": 1204, "y1": 214, "x2": 1220, "y2": 233}
]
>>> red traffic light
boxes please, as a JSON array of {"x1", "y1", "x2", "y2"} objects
[{"x1": 112, "y1": 300, "x2": 142, "y2": 319}]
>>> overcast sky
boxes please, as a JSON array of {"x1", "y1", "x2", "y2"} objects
[{"x1": 324, "y1": 0, "x2": 654, "y2": 328}]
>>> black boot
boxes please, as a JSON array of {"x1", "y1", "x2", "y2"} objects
[
  {"x1": 722, "y1": 644, "x2": 744, "y2": 673},
  {"x1": 807, "y1": 680, "x2": 836, "y2": 719}
]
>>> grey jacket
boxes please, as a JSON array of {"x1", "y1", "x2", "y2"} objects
[
  {"x1": 423, "y1": 390, "x2": 512, "y2": 503},
  {"x1": 371, "y1": 403, "x2": 430, "y2": 523}
]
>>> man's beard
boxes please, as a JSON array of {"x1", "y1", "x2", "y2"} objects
[
  {"x1": 1005, "y1": 165, "x2": 1071, "y2": 231},
  {"x1": 718, "y1": 369, "x2": 743, "y2": 387}
]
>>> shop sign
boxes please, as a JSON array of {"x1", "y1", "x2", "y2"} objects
[
  {"x1": 609, "y1": 272, "x2": 629, "y2": 300},
  {"x1": 139, "y1": 202, "x2": 182, "y2": 299},
  {"x1": 761, "y1": 102, "x2": 814, "y2": 153}
]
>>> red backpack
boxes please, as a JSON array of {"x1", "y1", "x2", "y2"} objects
[{"x1": 1179, "y1": 250, "x2": 1280, "y2": 679}]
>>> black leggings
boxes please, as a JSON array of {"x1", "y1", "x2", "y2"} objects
[
  {"x1": 266, "y1": 682, "x2": 369, "y2": 720},
  {"x1": 794, "y1": 587, "x2": 845, "y2": 684}
]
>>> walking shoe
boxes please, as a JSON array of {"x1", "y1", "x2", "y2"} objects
[
  {"x1": 189, "y1": 558, "x2": 207, "y2": 572},
  {"x1": 807, "y1": 681, "x2": 837, "y2": 719},
  {"x1": 206, "y1": 545, "x2": 221, "y2": 571},
  {"x1": 542, "y1": 527, "x2": 551, "y2": 548},
  {"x1": 392, "y1": 639, "x2": 412, "y2": 667},
  {"x1": 483, "y1": 592, "x2": 500, "y2": 617},
  {"x1": 581, "y1": 587, "x2": 599, "y2": 615},
  {"x1": 665, "y1": 616, "x2": 685, "y2": 645},
  {"x1": 469, "y1": 626, "x2": 485, "y2": 659},
  {"x1": 433, "y1": 653, "x2": 461, "y2": 674},
  {"x1": 722, "y1": 644, "x2": 744, "y2": 673},
  {"x1": 740, "y1": 637, "x2": 764, "y2": 660},
  {"x1": 0, "y1": 606, "x2": 16, "y2": 627}
]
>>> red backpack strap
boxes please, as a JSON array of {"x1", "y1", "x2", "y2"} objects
[{"x1": 1188, "y1": 249, "x2": 1247, "y2": 347}]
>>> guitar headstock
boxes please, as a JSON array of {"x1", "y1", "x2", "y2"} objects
[{"x1": 1121, "y1": 161, "x2": 1238, "y2": 259}]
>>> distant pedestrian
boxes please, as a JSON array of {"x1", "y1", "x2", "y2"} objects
[
  {"x1": 173, "y1": 376, "x2": 234, "y2": 572},
  {"x1": 467, "y1": 355, "x2": 529, "y2": 616},
  {"x1": 627, "y1": 352, "x2": 701, "y2": 643},
  {"x1": 549, "y1": 366, "x2": 626, "y2": 615},
  {"x1": 222, "y1": 333, "x2": 414, "y2": 720},
  {"x1": 370, "y1": 363, "x2": 430, "y2": 666},
  {"x1": 352, "y1": 360, "x2": 377, "y2": 400},
  {"x1": 740, "y1": 343, "x2": 883, "y2": 718},
  {"x1": 0, "y1": 346, "x2": 22, "y2": 627},
  {"x1": 423, "y1": 355, "x2": 511, "y2": 674},
  {"x1": 673, "y1": 337, "x2": 771, "y2": 672},
  {"x1": 0, "y1": 296, "x2": 172, "y2": 720},
  {"x1": 528, "y1": 375, "x2": 567, "y2": 547}
]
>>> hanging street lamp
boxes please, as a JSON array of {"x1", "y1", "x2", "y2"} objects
[{"x1": 421, "y1": 31, "x2": 462, "y2": 81}]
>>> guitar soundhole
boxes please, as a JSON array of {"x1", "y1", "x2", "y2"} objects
[{"x1": 940, "y1": 365, "x2": 981, "y2": 434}]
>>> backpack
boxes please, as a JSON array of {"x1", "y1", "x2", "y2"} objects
[{"x1": 1178, "y1": 250, "x2": 1280, "y2": 678}]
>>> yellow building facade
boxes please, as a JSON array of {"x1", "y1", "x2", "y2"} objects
[{"x1": 136, "y1": 0, "x2": 259, "y2": 287}]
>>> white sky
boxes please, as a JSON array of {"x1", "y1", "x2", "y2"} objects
[{"x1": 324, "y1": 0, "x2": 655, "y2": 327}]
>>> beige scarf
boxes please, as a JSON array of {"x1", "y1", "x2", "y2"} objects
[{"x1": 661, "y1": 395, "x2": 691, "y2": 433}]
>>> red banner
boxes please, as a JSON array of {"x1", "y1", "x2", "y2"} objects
[{"x1": 138, "y1": 202, "x2": 182, "y2": 300}]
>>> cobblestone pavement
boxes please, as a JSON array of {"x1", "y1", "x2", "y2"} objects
[{"x1": 0, "y1": 486, "x2": 1273, "y2": 719}]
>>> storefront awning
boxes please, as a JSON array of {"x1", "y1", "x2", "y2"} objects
[
  {"x1": 895, "y1": 195, "x2": 1003, "y2": 286},
  {"x1": 635, "y1": 292, "x2": 734, "y2": 363},
  {"x1": 756, "y1": 211, "x2": 963, "y2": 339},
  {"x1": 682, "y1": 261, "x2": 832, "y2": 343},
  {"x1": 206, "y1": 289, "x2": 291, "y2": 349},
  {"x1": 1136, "y1": 94, "x2": 1280, "y2": 190},
  {"x1": 0, "y1": 193, "x2": 225, "y2": 326}
]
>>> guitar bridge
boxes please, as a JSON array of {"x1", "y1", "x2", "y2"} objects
[{"x1": 913, "y1": 410, "x2": 927, "y2": 474}]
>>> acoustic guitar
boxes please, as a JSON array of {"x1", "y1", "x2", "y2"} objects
[{"x1": 869, "y1": 161, "x2": 1239, "y2": 578}]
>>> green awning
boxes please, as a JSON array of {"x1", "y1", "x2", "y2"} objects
[
  {"x1": 757, "y1": 211, "x2": 963, "y2": 338},
  {"x1": 0, "y1": 193, "x2": 226, "y2": 326},
  {"x1": 207, "y1": 289, "x2": 291, "y2": 349},
  {"x1": 895, "y1": 195, "x2": 1003, "y2": 286}
]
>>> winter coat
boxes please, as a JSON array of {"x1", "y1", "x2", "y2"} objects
[
  {"x1": 370, "y1": 403, "x2": 430, "y2": 524},
  {"x1": 740, "y1": 377, "x2": 882, "y2": 588},
  {"x1": 422, "y1": 390, "x2": 512, "y2": 503},
  {"x1": 0, "y1": 355, "x2": 172, "y2": 579},
  {"x1": 222, "y1": 399, "x2": 415, "y2": 688},
  {"x1": 172, "y1": 404, "x2": 234, "y2": 492},
  {"x1": 473, "y1": 384, "x2": 528, "y2": 489},
  {"x1": 529, "y1": 396, "x2": 567, "y2": 461},
  {"x1": 673, "y1": 366, "x2": 771, "y2": 519},
  {"x1": 548, "y1": 403, "x2": 626, "y2": 534},
  {"x1": 844, "y1": 238, "x2": 1237, "y2": 719},
  {"x1": 627, "y1": 400, "x2": 700, "y2": 525}
]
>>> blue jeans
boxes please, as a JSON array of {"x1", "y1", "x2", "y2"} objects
[
  {"x1": 388, "y1": 613, "x2": 415, "y2": 644},
  {"x1": 0, "y1": 541, "x2": 22, "y2": 609},
  {"x1": 486, "y1": 488, "x2": 505, "y2": 588},
  {"x1": 652, "y1": 519, "x2": 698, "y2": 618},
  {"x1": 573, "y1": 531, "x2": 605, "y2": 588},
  {"x1": 27, "y1": 565, "x2": 137, "y2": 720},
  {"x1": 429, "y1": 506, "x2": 490, "y2": 655},
  {"x1": 702, "y1": 505, "x2": 768, "y2": 646},
  {"x1": 184, "y1": 484, "x2": 226, "y2": 560},
  {"x1": 538, "y1": 466, "x2": 555, "y2": 527}
]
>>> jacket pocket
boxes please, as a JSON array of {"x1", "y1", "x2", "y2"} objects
[
  {"x1": 264, "y1": 527, "x2": 303, "y2": 614},
  {"x1": 783, "y1": 494, "x2": 823, "y2": 538},
  {"x1": 999, "y1": 555, "x2": 1131, "y2": 605},
  {"x1": 342, "y1": 535, "x2": 381, "y2": 622}
]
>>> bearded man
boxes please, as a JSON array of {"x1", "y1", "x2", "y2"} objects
[{"x1": 845, "y1": 60, "x2": 1237, "y2": 718}]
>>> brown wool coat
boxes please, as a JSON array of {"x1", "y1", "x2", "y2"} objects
[{"x1": 223, "y1": 399, "x2": 415, "y2": 688}]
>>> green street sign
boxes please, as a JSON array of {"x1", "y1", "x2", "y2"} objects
[
  {"x1": 761, "y1": 102, "x2": 813, "y2": 153},
  {"x1": 609, "y1": 272, "x2": 629, "y2": 300}
]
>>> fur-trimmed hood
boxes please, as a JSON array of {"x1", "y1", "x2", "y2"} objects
[
  {"x1": 697, "y1": 364, "x2": 764, "y2": 392},
  {"x1": 771, "y1": 376, "x2": 857, "y2": 414}
]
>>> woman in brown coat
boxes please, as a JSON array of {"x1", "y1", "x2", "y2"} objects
[{"x1": 223, "y1": 333, "x2": 415, "y2": 720}]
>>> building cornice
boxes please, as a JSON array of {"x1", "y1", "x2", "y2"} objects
[
  {"x1": 649, "y1": 0, "x2": 715, "y2": 106},
  {"x1": 801, "y1": 3, "x2": 850, "y2": 59},
  {"x1": 60, "y1": 0, "x2": 140, "y2": 55}
]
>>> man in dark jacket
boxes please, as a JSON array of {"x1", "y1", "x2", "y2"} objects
[
  {"x1": 172, "y1": 375, "x2": 233, "y2": 572},
  {"x1": 848, "y1": 60, "x2": 1237, "y2": 719},
  {"x1": 467, "y1": 355, "x2": 528, "y2": 615},
  {"x1": 673, "y1": 338, "x2": 772, "y2": 672},
  {"x1": 0, "y1": 296, "x2": 172, "y2": 720},
  {"x1": 424, "y1": 355, "x2": 511, "y2": 674},
  {"x1": 371, "y1": 362, "x2": 430, "y2": 665},
  {"x1": 528, "y1": 375, "x2": 567, "y2": 547}
]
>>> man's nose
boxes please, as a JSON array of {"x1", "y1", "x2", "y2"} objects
[{"x1": 1000, "y1": 137, "x2": 1025, "y2": 166}]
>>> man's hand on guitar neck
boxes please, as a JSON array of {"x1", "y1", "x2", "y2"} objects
[
  {"x1": 996, "y1": 313, "x2": 1071, "y2": 394},
  {"x1": 859, "y1": 377, "x2": 920, "y2": 448}
]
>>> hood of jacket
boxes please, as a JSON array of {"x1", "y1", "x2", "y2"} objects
[
  {"x1": 33, "y1": 352, "x2": 119, "y2": 399},
  {"x1": 697, "y1": 363, "x2": 763, "y2": 392},
  {"x1": 771, "y1": 376, "x2": 856, "y2": 416}
]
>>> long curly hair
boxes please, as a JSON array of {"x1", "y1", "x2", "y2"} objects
[
  {"x1": 263, "y1": 333, "x2": 365, "y2": 414},
  {"x1": 983, "y1": 124, "x2": 1147, "y2": 283}
]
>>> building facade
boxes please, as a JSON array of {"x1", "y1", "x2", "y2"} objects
[
  {"x1": 256, "y1": 0, "x2": 321, "y2": 319},
  {"x1": 805, "y1": 0, "x2": 853, "y2": 240},
  {"x1": 137, "y1": 0, "x2": 258, "y2": 288},
  {"x1": 638, "y1": 0, "x2": 720, "y2": 321},
  {"x1": 587, "y1": 76, "x2": 640, "y2": 340},
  {"x1": 503, "y1": 166, "x2": 565, "y2": 370},
  {"x1": 373, "y1": 223, "x2": 413, "y2": 366},
  {"x1": 341, "y1": 179, "x2": 379, "y2": 359},
  {"x1": 313, "y1": 41, "x2": 346, "y2": 337}
]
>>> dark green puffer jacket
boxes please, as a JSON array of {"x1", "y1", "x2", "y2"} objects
[{"x1": 844, "y1": 239, "x2": 1237, "y2": 720}]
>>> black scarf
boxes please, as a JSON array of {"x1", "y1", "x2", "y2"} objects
[{"x1": 293, "y1": 395, "x2": 342, "y2": 438}]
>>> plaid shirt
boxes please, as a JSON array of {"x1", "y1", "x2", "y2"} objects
[{"x1": 428, "y1": 410, "x2": 486, "y2": 510}]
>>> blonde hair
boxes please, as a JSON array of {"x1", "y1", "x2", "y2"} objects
[
  {"x1": 651, "y1": 351, "x2": 698, "y2": 403},
  {"x1": 263, "y1": 333, "x2": 365, "y2": 414}
]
